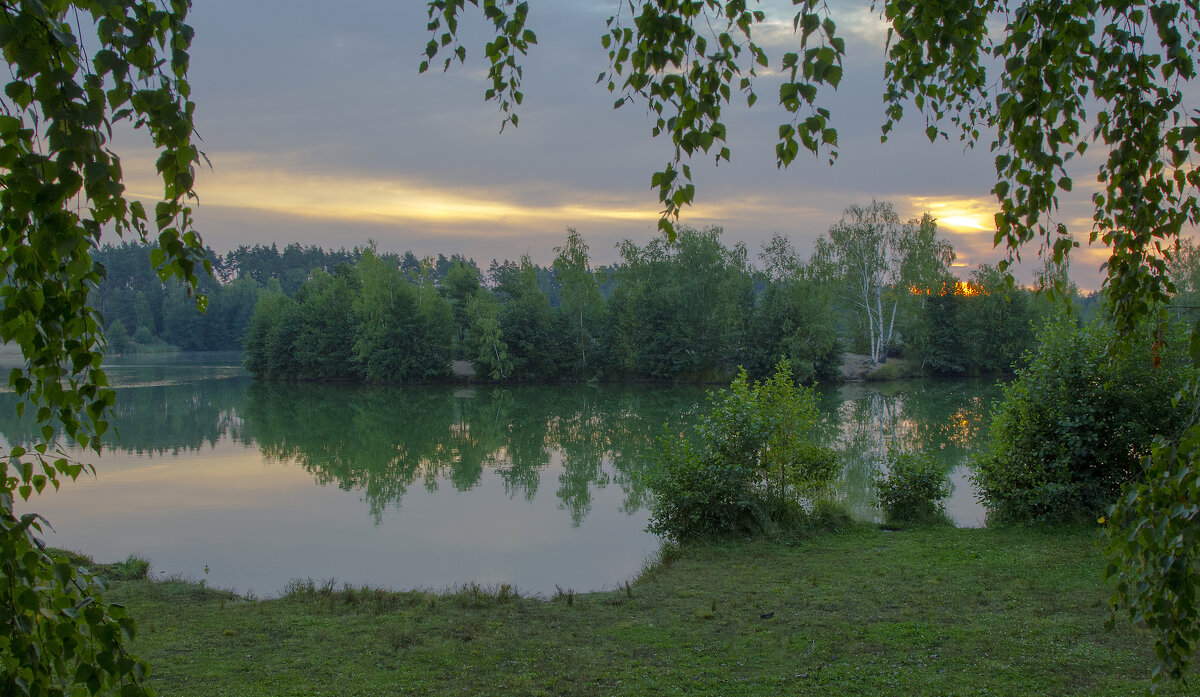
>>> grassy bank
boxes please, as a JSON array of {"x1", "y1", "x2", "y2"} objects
[{"x1": 96, "y1": 525, "x2": 1188, "y2": 696}]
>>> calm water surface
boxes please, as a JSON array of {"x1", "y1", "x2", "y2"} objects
[{"x1": 2, "y1": 353, "x2": 1001, "y2": 595}]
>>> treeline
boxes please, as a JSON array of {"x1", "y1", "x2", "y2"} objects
[
  {"x1": 91, "y1": 242, "x2": 473, "y2": 353},
  {"x1": 242, "y1": 214, "x2": 1059, "y2": 385},
  {"x1": 96, "y1": 201, "x2": 1099, "y2": 382},
  {"x1": 242, "y1": 228, "x2": 844, "y2": 383}
]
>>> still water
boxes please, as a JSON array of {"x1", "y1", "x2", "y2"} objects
[{"x1": 2, "y1": 353, "x2": 1001, "y2": 596}]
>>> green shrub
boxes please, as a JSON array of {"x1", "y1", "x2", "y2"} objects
[
  {"x1": 810, "y1": 498, "x2": 855, "y2": 531},
  {"x1": 647, "y1": 359, "x2": 840, "y2": 540},
  {"x1": 104, "y1": 555, "x2": 151, "y2": 581},
  {"x1": 973, "y1": 316, "x2": 1194, "y2": 523},
  {"x1": 874, "y1": 451, "x2": 951, "y2": 525}
]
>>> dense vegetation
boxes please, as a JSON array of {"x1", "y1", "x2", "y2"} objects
[
  {"x1": 647, "y1": 360, "x2": 840, "y2": 539},
  {"x1": 874, "y1": 451, "x2": 952, "y2": 526},
  {"x1": 91, "y1": 241, "x2": 457, "y2": 353},
  {"x1": 974, "y1": 317, "x2": 1195, "y2": 523},
  {"x1": 201, "y1": 220, "x2": 1056, "y2": 384}
]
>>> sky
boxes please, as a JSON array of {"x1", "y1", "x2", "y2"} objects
[{"x1": 115, "y1": 1, "x2": 1128, "y2": 289}]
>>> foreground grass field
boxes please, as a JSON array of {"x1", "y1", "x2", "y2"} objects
[{"x1": 96, "y1": 525, "x2": 1193, "y2": 696}]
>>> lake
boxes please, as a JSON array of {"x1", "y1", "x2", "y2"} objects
[{"x1": 1, "y1": 353, "x2": 1001, "y2": 596}]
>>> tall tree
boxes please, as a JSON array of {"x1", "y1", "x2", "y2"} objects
[
  {"x1": 814, "y1": 202, "x2": 953, "y2": 365},
  {"x1": 442, "y1": 259, "x2": 484, "y2": 356},
  {"x1": 291, "y1": 266, "x2": 360, "y2": 381},
  {"x1": 553, "y1": 228, "x2": 605, "y2": 379},
  {"x1": 465, "y1": 292, "x2": 512, "y2": 381},
  {"x1": 750, "y1": 234, "x2": 842, "y2": 384},
  {"x1": 495, "y1": 254, "x2": 557, "y2": 380}
]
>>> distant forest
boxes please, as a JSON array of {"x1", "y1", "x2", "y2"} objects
[{"x1": 93, "y1": 216, "x2": 1109, "y2": 384}]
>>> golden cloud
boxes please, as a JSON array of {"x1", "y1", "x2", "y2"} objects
[
  {"x1": 123, "y1": 152, "x2": 823, "y2": 236},
  {"x1": 904, "y1": 195, "x2": 998, "y2": 233},
  {"x1": 128, "y1": 156, "x2": 663, "y2": 231}
]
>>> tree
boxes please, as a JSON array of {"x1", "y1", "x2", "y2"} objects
[
  {"x1": 494, "y1": 254, "x2": 557, "y2": 380},
  {"x1": 430, "y1": 1, "x2": 1200, "y2": 684},
  {"x1": 243, "y1": 285, "x2": 295, "y2": 379},
  {"x1": 1167, "y1": 236, "x2": 1200, "y2": 314},
  {"x1": 106, "y1": 319, "x2": 130, "y2": 355},
  {"x1": 0, "y1": 0, "x2": 206, "y2": 693},
  {"x1": 553, "y1": 228, "x2": 605, "y2": 379},
  {"x1": 465, "y1": 292, "x2": 512, "y2": 380},
  {"x1": 961, "y1": 265, "x2": 1035, "y2": 374},
  {"x1": 441, "y1": 259, "x2": 483, "y2": 356},
  {"x1": 814, "y1": 202, "x2": 954, "y2": 365},
  {"x1": 290, "y1": 266, "x2": 360, "y2": 381},
  {"x1": 749, "y1": 234, "x2": 842, "y2": 384},
  {"x1": 608, "y1": 226, "x2": 753, "y2": 380}
]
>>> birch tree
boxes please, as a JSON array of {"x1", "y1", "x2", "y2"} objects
[
  {"x1": 553, "y1": 228, "x2": 604, "y2": 378},
  {"x1": 815, "y1": 201, "x2": 902, "y2": 365},
  {"x1": 816, "y1": 202, "x2": 953, "y2": 365},
  {"x1": 466, "y1": 292, "x2": 512, "y2": 381}
]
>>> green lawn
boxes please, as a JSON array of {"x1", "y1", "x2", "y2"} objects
[{"x1": 99, "y1": 525, "x2": 1192, "y2": 696}]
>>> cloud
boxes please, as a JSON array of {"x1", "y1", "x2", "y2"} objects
[
  {"x1": 904, "y1": 195, "x2": 997, "y2": 233},
  {"x1": 126, "y1": 153, "x2": 663, "y2": 230}
]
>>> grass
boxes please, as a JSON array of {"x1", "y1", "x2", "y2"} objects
[{"x1": 94, "y1": 525, "x2": 1194, "y2": 696}]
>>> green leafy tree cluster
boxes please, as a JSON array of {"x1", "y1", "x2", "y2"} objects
[
  {"x1": 812, "y1": 202, "x2": 955, "y2": 364},
  {"x1": 553, "y1": 229, "x2": 606, "y2": 380},
  {"x1": 909, "y1": 265, "x2": 1037, "y2": 376},
  {"x1": 216, "y1": 242, "x2": 362, "y2": 293},
  {"x1": 492, "y1": 254, "x2": 561, "y2": 380},
  {"x1": 94, "y1": 242, "x2": 476, "y2": 353},
  {"x1": 647, "y1": 360, "x2": 839, "y2": 540},
  {"x1": 747, "y1": 233, "x2": 842, "y2": 384},
  {"x1": 244, "y1": 251, "x2": 454, "y2": 384},
  {"x1": 974, "y1": 316, "x2": 1194, "y2": 523},
  {"x1": 607, "y1": 226, "x2": 756, "y2": 380}
]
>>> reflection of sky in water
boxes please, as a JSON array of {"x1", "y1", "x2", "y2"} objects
[
  {"x1": 22, "y1": 440, "x2": 659, "y2": 597},
  {"x1": 3, "y1": 357, "x2": 1004, "y2": 594}
]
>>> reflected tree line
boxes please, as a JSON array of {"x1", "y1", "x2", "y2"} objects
[
  {"x1": 241, "y1": 382, "x2": 705, "y2": 524},
  {"x1": 0, "y1": 377, "x2": 999, "y2": 523}
]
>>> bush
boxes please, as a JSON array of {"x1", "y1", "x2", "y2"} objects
[
  {"x1": 104, "y1": 554, "x2": 151, "y2": 581},
  {"x1": 647, "y1": 359, "x2": 841, "y2": 540},
  {"x1": 874, "y1": 451, "x2": 951, "y2": 525},
  {"x1": 973, "y1": 315, "x2": 1194, "y2": 523}
]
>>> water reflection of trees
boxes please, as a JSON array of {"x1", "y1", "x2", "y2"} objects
[
  {"x1": 822, "y1": 379, "x2": 1002, "y2": 517},
  {"x1": 240, "y1": 382, "x2": 706, "y2": 524},
  {"x1": 0, "y1": 378, "x2": 249, "y2": 455},
  {"x1": 0, "y1": 370, "x2": 1001, "y2": 525}
]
